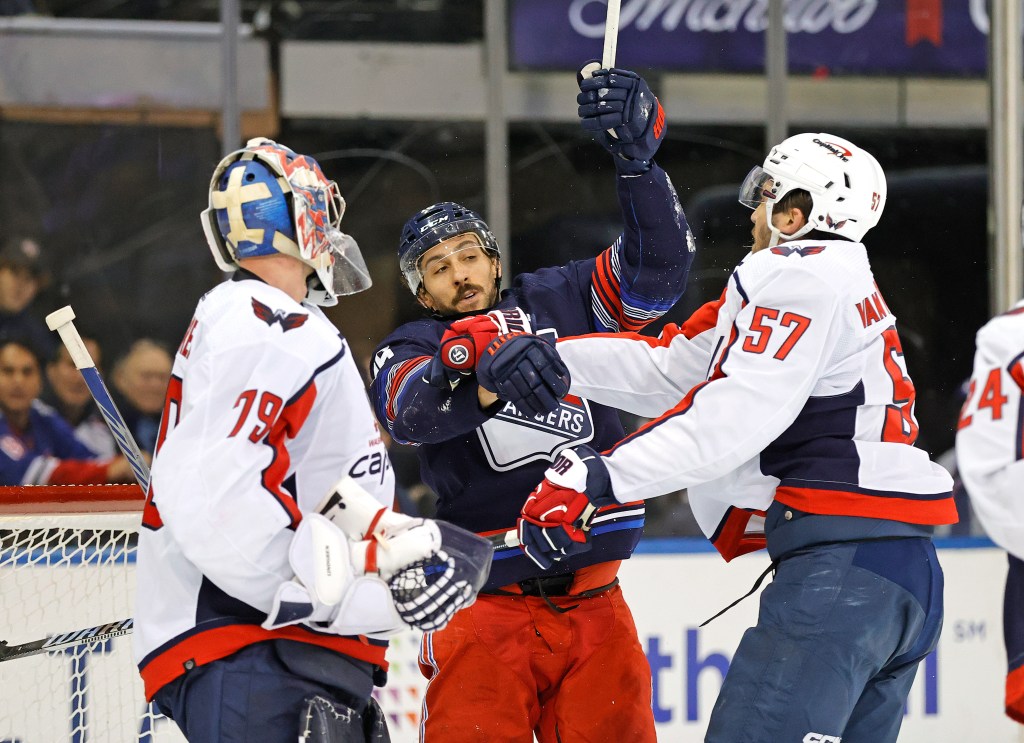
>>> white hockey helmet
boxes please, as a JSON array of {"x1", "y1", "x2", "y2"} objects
[
  {"x1": 201, "y1": 138, "x2": 371, "y2": 306},
  {"x1": 738, "y1": 133, "x2": 886, "y2": 245}
]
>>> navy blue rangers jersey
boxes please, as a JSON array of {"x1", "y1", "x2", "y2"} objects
[{"x1": 370, "y1": 165, "x2": 694, "y2": 590}]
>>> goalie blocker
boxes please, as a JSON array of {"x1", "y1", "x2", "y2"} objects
[{"x1": 265, "y1": 476, "x2": 492, "y2": 636}]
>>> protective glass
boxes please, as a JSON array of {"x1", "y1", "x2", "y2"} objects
[{"x1": 738, "y1": 166, "x2": 777, "y2": 209}]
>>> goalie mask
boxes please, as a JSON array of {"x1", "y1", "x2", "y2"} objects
[
  {"x1": 398, "y1": 201, "x2": 500, "y2": 295},
  {"x1": 387, "y1": 520, "x2": 492, "y2": 632},
  {"x1": 201, "y1": 138, "x2": 372, "y2": 306},
  {"x1": 738, "y1": 132, "x2": 886, "y2": 246}
]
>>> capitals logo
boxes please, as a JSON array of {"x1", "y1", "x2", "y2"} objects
[{"x1": 251, "y1": 298, "x2": 309, "y2": 332}]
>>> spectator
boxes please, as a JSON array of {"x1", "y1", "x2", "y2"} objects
[
  {"x1": 111, "y1": 338, "x2": 171, "y2": 454},
  {"x1": 43, "y1": 336, "x2": 117, "y2": 459},
  {"x1": 0, "y1": 338, "x2": 134, "y2": 485},
  {"x1": 0, "y1": 236, "x2": 54, "y2": 357}
]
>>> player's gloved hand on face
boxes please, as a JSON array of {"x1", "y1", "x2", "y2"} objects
[
  {"x1": 577, "y1": 61, "x2": 666, "y2": 176},
  {"x1": 517, "y1": 445, "x2": 617, "y2": 570},
  {"x1": 476, "y1": 333, "x2": 570, "y2": 417},
  {"x1": 425, "y1": 307, "x2": 534, "y2": 389}
]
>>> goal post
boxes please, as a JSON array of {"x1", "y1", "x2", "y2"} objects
[{"x1": 0, "y1": 484, "x2": 185, "y2": 742}]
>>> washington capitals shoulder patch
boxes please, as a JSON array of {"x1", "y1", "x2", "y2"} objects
[{"x1": 251, "y1": 297, "x2": 309, "y2": 332}]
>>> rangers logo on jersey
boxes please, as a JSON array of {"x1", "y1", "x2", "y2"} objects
[
  {"x1": 475, "y1": 328, "x2": 595, "y2": 470},
  {"x1": 251, "y1": 298, "x2": 308, "y2": 331}
]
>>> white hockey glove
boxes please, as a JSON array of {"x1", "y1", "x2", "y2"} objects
[
  {"x1": 263, "y1": 512, "x2": 441, "y2": 637},
  {"x1": 264, "y1": 477, "x2": 489, "y2": 635}
]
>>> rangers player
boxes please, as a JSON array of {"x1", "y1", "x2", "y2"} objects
[
  {"x1": 133, "y1": 139, "x2": 486, "y2": 743},
  {"x1": 519, "y1": 133, "x2": 958, "y2": 743},
  {"x1": 369, "y1": 65, "x2": 694, "y2": 741},
  {"x1": 956, "y1": 302, "x2": 1024, "y2": 723}
]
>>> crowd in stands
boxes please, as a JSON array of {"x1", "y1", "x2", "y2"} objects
[{"x1": 0, "y1": 235, "x2": 170, "y2": 490}]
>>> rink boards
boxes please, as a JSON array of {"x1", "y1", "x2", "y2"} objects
[{"x1": 0, "y1": 539, "x2": 1016, "y2": 742}]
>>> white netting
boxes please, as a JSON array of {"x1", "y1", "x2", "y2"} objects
[{"x1": 0, "y1": 504, "x2": 185, "y2": 742}]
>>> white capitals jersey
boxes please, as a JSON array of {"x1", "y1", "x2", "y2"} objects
[
  {"x1": 558, "y1": 239, "x2": 955, "y2": 559},
  {"x1": 133, "y1": 277, "x2": 394, "y2": 700},
  {"x1": 956, "y1": 300, "x2": 1024, "y2": 560}
]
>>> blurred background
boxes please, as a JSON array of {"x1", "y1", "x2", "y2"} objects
[{"x1": 0, "y1": 0, "x2": 998, "y2": 533}]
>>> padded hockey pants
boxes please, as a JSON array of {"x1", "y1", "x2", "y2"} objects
[
  {"x1": 705, "y1": 537, "x2": 943, "y2": 743},
  {"x1": 417, "y1": 585, "x2": 656, "y2": 742},
  {"x1": 153, "y1": 641, "x2": 383, "y2": 743}
]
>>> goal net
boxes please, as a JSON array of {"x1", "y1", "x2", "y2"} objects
[{"x1": 0, "y1": 484, "x2": 184, "y2": 742}]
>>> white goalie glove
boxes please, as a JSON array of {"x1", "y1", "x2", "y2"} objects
[{"x1": 263, "y1": 477, "x2": 491, "y2": 636}]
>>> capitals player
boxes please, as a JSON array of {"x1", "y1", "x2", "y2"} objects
[
  {"x1": 134, "y1": 139, "x2": 483, "y2": 743},
  {"x1": 519, "y1": 133, "x2": 957, "y2": 743},
  {"x1": 370, "y1": 65, "x2": 694, "y2": 741},
  {"x1": 956, "y1": 302, "x2": 1024, "y2": 723}
]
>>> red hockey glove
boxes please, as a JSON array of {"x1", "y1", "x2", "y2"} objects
[
  {"x1": 517, "y1": 445, "x2": 616, "y2": 570},
  {"x1": 425, "y1": 308, "x2": 533, "y2": 389}
]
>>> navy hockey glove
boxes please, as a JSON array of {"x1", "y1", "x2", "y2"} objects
[
  {"x1": 476, "y1": 333, "x2": 570, "y2": 418},
  {"x1": 517, "y1": 445, "x2": 617, "y2": 570},
  {"x1": 577, "y1": 62, "x2": 666, "y2": 175}
]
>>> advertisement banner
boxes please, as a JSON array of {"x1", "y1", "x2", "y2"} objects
[
  {"x1": 1, "y1": 540, "x2": 1018, "y2": 741},
  {"x1": 510, "y1": 0, "x2": 993, "y2": 77}
]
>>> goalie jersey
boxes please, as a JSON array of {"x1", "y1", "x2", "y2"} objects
[
  {"x1": 133, "y1": 273, "x2": 395, "y2": 701},
  {"x1": 557, "y1": 238, "x2": 957, "y2": 560},
  {"x1": 371, "y1": 164, "x2": 694, "y2": 590}
]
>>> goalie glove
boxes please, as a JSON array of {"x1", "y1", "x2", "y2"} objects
[
  {"x1": 577, "y1": 62, "x2": 666, "y2": 176},
  {"x1": 517, "y1": 445, "x2": 618, "y2": 570},
  {"x1": 264, "y1": 477, "x2": 491, "y2": 635},
  {"x1": 425, "y1": 307, "x2": 533, "y2": 389},
  {"x1": 476, "y1": 333, "x2": 571, "y2": 417}
]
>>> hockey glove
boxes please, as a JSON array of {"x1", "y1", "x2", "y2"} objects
[
  {"x1": 476, "y1": 333, "x2": 570, "y2": 418},
  {"x1": 425, "y1": 308, "x2": 533, "y2": 389},
  {"x1": 577, "y1": 62, "x2": 666, "y2": 175},
  {"x1": 517, "y1": 445, "x2": 617, "y2": 570}
]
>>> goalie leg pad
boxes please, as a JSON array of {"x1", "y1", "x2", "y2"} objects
[{"x1": 299, "y1": 695, "x2": 392, "y2": 743}]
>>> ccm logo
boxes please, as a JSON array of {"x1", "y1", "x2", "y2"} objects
[{"x1": 803, "y1": 734, "x2": 841, "y2": 743}]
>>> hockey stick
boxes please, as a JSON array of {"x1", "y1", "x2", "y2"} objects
[
  {"x1": 0, "y1": 618, "x2": 134, "y2": 663},
  {"x1": 578, "y1": 0, "x2": 623, "y2": 138},
  {"x1": 45, "y1": 305, "x2": 151, "y2": 492},
  {"x1": 0, "y1": 307, "x2": 151, "y2": 664}
]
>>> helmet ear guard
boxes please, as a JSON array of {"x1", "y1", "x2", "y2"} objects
[{"x1": 740, "y1": 133, "x2": 886, "y2": 245}]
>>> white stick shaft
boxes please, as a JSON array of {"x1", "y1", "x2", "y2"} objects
[
  {"x1": 602, "y1": 0, "x2": 621, "y2": 69},
  {"x1": 44, "y1": 305, "x2": 151, "y2": 491}
]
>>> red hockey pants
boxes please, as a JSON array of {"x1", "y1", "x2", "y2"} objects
[{"x1": 417, "y1": 584, "x2": 655, "y2": 742}]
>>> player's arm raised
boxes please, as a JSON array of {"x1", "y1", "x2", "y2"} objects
[{"x1": 579, "y1": 65, "x2": 696, "y2": 334}]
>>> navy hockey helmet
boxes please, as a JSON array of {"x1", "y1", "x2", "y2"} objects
[{"x1": 398, "y1": 202, "x2": 500, "y2": 295}]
